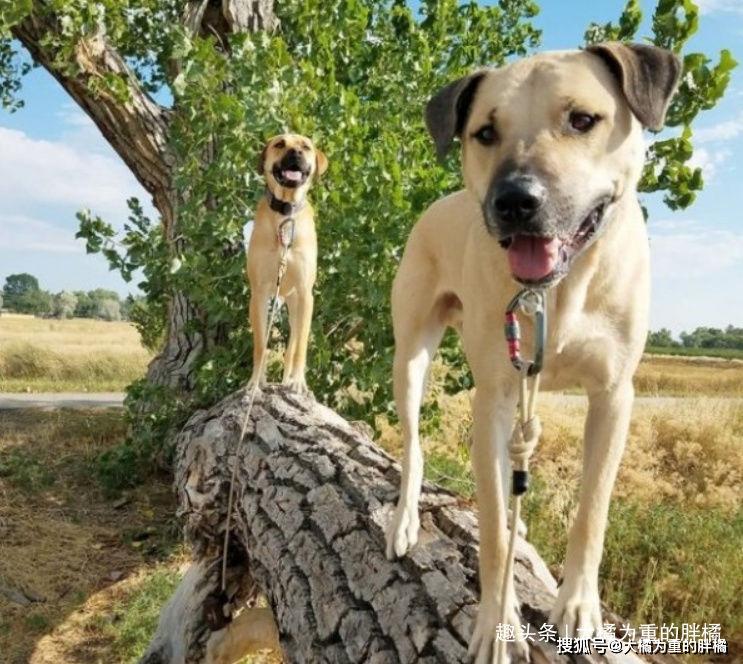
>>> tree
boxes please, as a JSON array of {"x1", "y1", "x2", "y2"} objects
[
  {"x1": 584, "y1": 0, "x2": 736, "y2": 211},
  {"x1": 121, "y1": 294, "x2": 164, "y2": 350},
  {"x1": 120, "y1": 294, "x2": 135, "y2": 320},
  {"x1": 86, "y1": 288, "x2": 121, "y2": 319},
  {"x1": 87, "y1": 288, "x2": 120, "y2": 302},
  {"x1": 68, "y1": 288, "x2": 122, "y2": 319},
  {"x1": 144, "y1": 387, "x2": 653, "y2": 664},
  {"x1": 1, "y1": 0, "x2": 539, "y2": 446},
  {"x1": 724, "y1": 325, "x2": 743, "y2": 350},
  {"x1": 2, "y1": 272, "x2": 40, "y2": 310},
  {"x1": 2, "y1": 1, "x2": 735, "y2": 466},
  {"x1": 53, "y1": 290, "x2": 78, "y2": 319},
  {"x1": 96, "y1": 297, "x2": 122, "y2": 321},
  {"x1": 646, "y1": 327, "x2": 678, "y2": 348},
  {"x1": 72, "y1": 290, "x2": 93, "y2": 318},
  {"x1": 17, "y1": 288, "x2": 53, "y2": 316},
  {"x1": 3, "y1": 0, "x2": 278, "y2": 395},
  {"x1": 680, "y1": 325, "x2": 743, "y2": 350}
]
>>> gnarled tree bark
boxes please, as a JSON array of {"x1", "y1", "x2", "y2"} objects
[
  {"x1": 12, "y1": 0, "x2": 276, "y2": 392},
  {"x1": 142, "y1": 387, "x2": 665, "y2": 664}
]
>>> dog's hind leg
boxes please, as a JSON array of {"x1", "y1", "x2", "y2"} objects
[{"x1": 385, "y1": 282, "x2": 449, "y2": 559}]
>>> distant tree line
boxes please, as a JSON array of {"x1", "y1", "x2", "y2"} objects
[
  {"x1": 1, "y1": 272, "x2": 140, "y2": 322},
  {"x1": 647, "y1": 326, "x2": 743, "y2": 350}
]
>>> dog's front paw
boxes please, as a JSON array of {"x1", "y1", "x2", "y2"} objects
[
  {"x1": 282, "y1": 376, "x2": 309, "y2": 394},
  {"x1": 469, "y1": 598, "x2": 529, "y2": 664},
  {"x1": 549, "y1": 574, "x2": 603, "y2": 638},
  {"x1": 385, "y1": 502, "x2": 419, "y2": 559},
  {"x1": 246, "y1": 375, "x2": 265, "y2": 393}
]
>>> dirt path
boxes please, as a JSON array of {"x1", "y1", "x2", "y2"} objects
[
  {"x1": 0, "y1": 393, "x2": 125, "y2": 410},
  {"x1": 0, "y1": 409, "x2": 179, "y2": 663},
  {"x1": 0, "y1": 408, "x2": 275, "y2": 664}
]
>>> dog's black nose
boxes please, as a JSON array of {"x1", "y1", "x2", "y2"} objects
[
  {"x1": 494, "y1": 176, "x2": 545, "y2": 224},
  {"x1": 286, "y1": 148, "x2": 299, "y2": 157}
]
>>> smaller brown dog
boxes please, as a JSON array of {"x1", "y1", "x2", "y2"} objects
[{"x1": 247, "y1": 133, "x2": 328, "y2": 393}]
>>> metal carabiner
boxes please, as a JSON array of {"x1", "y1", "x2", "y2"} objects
[
  {"x1": 278, "y1": 217, "x2": 296, "y2": 249},
  {"x1": 504, "y1": 288, "x2": 547, "y2": 376}
]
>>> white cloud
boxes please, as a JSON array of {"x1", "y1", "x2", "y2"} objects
[
  {"x1": 694, "y1": 112, "x2": 743, "y2": 143},
  {"x1": 687, "y1": 146, "x2": 732, "y2": 180},
  {"x1": 695, "y1": 0, "x2": 743, "y2": 15},
  {"x1": 0, "y1": 125, "x2": 147, "y2": 220},
  {"x1": 0, "y1": 213, "x2": 83, "y2": 254},
  {"x1": 651, "y1": 218, "x2": 698, "y2": 233},
  {"x1": 650, "y1": 225, "x2": 743, "y2": 278}
]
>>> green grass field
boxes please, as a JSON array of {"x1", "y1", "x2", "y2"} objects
[{"x1": 646, "y1": 345, "x2": 743, "y2": 360}]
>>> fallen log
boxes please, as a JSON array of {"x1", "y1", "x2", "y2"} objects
[{"x1": 141, "y1": 386, "x2": 663, "y2": 664}]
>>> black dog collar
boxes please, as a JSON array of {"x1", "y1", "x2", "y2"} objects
[{"x1": 265, "y1": 189, "x2": 306, "y2": 217}]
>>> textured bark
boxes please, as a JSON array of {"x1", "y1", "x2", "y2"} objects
[
  {"x1": 142, "y1": 387, "x2": 667, "y2": 664},
  {"x1": 12, "y1": 10, "x2": 173, "y2": 218},
  {"x1": 12, "y1": 0, "x2": 276, "y2": 393}
]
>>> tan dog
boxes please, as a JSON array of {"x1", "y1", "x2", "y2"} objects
[
  {"x1": 386, "y1": 43, "x2": 680, "y2": 662},
  {"x1": 247, "y1": 133, "x2": 328, "y2": 393}
]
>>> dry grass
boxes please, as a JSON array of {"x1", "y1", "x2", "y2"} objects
[
  {"x1": 377, "y1": 389, "x2": 743, "y2": 509},
  {"x1": 530, "y1": 395, "x2": 743, "y2": 658},
  {"x1": 0, "y1": 409, "x2": 280, "y2": 664},
  {"x1": 0, "y1": 409, "x2": 179, "y2": 663},
  {"x1": 533, "y1": 395, "x2": 743, "y2": 511},
  {"x1": 377, "y1": 388, "x2": 743, "y2": 657},
  {"x1": 28, "y1": 564, "x2": 184, "y2": 664},
  {"x1": 636, "y1": 354, "x2": 743, "y2": 397},
  {"x1": 0, "y1": 314, "x2": 144, "y2": 351},
  {"x1": 0, "y1": 314, "x2": 150, "y2": 392}
]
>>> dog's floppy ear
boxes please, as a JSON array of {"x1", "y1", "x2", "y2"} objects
[
  {"x1": 587, "y1": 42, "x2": 681, "y2": 131},
  {"x1": 315, "y1": 149, "x2": 328, "y2": 177},
  {"x1": 256, "y1": 144, "x2": 268, "y2": 175},
  {"x1": 425, "y1": 71, "x2": 486, "y2": 161}
]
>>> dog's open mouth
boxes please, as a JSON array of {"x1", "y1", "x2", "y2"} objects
[
  {"x1": 273, "y1": 164, "x2": 309, "y2": 188},
  {"x1": 498, "y1": 200, "x2": 610, "y2": 286}
]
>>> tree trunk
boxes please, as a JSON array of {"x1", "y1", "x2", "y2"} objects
[
  {"x1": 142, "y1": 387, "x2": 670, "y2": 664},
  {"x1": 12, "y1": 0, "x2": 277, "y2": 393}
]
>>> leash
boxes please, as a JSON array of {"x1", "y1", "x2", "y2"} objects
[
  {"x1": 496, "y1": 288, "x2": 546, "y2": 663},
  {"x1": 217, "y1": 215, "x2": 296, "y2": 617}
]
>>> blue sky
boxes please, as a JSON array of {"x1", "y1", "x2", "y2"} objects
[{"x1": 0, "y1": 0, "x2": 741, "y2": 333}]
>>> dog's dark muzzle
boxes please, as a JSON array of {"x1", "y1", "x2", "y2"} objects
[
  {"x1": 282, "y1": 149, "x2": 308, "y2": 170},
  {"x1": 273, "y1": 150, "x2": 311, "y2": 188},
  {"x1": 484, "y1": 173, "x2": 549, "y2": 239}
]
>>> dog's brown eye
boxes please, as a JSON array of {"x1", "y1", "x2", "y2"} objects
[
  {"x1": 473, "y1": 125, "x2": 497, "y2": 145},
  {"x1": 274, "y1": 140, "x2": 285, "y2": 149},
  {"x1": 569, "y1": 112, "x2": 598, "y2": 133}
]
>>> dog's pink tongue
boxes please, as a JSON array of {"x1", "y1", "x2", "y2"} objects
[
  {"x1": 507, "y1": 235, "x2": 561, "y2": 281},
  {"x1": 283, "y1": 170, "x2": 303, "y2": 182}
]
